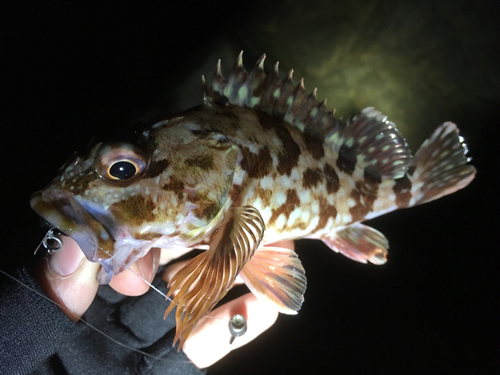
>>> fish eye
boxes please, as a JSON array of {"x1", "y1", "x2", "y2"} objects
[
  {"x1": 109, "y1": 160, "x2": 137, "y2": 180},
  {"x1": 95, "y1": 143, "x2": 149, "y2": 184}
]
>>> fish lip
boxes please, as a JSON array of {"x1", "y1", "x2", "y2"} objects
[{"x1": 30, "y1": 189, "x2": 115, "y2": 262}]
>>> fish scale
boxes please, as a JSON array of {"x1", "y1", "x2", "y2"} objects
[{"x1": 30, "y1": 52, "x2": 476, "y2": 348}]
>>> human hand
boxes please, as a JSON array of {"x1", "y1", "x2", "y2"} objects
[
  {"x1": 37, "y1": 236, "x2": 291, "y2": 368},
  {"x1": 36, "y1": 236, "x2": 161, "y2": 322},
  {"x1": 161, "y1": 241, "x2": 295, "y2": 368}
]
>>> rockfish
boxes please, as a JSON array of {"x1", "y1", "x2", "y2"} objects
[{"x1": 30, "y1": 52, "x2": 476, "y2": 347}]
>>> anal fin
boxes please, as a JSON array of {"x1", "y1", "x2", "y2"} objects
[
  {"x1": 322, "y1": 223, "x2": 388, "y2": 265},
  {"x1": 240, "y1": 246, "x2": 306, "y2": 314}
]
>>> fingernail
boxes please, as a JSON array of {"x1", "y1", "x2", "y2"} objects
[{"x1": 49, "y1": 237, "x2": 84, "y2": 276}]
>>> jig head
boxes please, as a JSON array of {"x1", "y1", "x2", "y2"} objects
[{"x1": 229, "y1": 314, "x2": 247, "y2": 344}]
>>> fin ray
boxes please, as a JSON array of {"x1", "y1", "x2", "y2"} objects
[
  {"x1": 204, "y1": 52, "x2": 337, "y2": 143},
  {"x1": 240, "y1": 246, "x2": 306, "y2": 314},
  {"x1": 164, "y1": 206, "x2": 265, "y2": 348},
  {"x1": 409, "y1": 122, "x2": 476, "y2": 204},
  {"x1": 322, "y1": 223, "x2": 389, "y2": 265},
  {"x1": 326, "y1": 107, "x2": 413, "y2": 180}
]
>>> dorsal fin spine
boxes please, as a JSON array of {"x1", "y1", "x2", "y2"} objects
[
  {"x1": 204, "y1": 53, "x2": 414, "y2": 180},
  {"x1": 204, "y1": 53, "x2": 337, "y2": 142}
]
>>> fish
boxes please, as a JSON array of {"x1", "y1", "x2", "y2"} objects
[{"x1": 30, "y1": 52, "x2": 476, "y2": 348}]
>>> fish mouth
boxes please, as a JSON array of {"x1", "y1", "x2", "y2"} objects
[{"x1": 30, "y1": 188, "x2": 116, "y2": 267}]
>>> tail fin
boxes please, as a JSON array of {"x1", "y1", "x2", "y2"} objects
[{"x1": 409, "y1": 122, "x2": 476, "y2": 205}]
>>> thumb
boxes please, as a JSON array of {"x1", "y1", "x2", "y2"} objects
[{"x1": 37, "y1": 236, "x2": 100, "y2": 322}]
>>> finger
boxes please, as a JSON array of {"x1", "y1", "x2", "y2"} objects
[
  {"x1": 109, "y1": 247, "x2": 161, "y2": 296},
  {"x1": 37, "y1": 236, "x2": 100, "y2": 322},
  {"x1": 182, "y1": 292, "x2": 278, "y2": 368},
  {"x1": 161, "y1": 260, "x2": 188, "y2": 284},
  {"x1": 159, "y1": 247, "x2": 199, "y2": 266},
  {"x1": 264, "y1": 239, "x2": 294, "y2": 250}
]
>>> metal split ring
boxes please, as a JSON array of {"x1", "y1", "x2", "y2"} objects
[{"x1": 35, "y1": 228, "x2": 64, "y2": 255}]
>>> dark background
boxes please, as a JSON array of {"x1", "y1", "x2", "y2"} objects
[{"x1": 1, "y1": 1, "x2": 498, "y2": 374}]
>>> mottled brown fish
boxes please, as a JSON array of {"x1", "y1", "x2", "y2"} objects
[{"x1": 30, "y1": 52, "x2": 476, "y2": 347}]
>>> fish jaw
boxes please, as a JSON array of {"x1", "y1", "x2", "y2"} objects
[
  {"x1": 30, "y1": 186, "x2": 196, "y2": 284},
  {"x1": 30, "y1": 187, "x2": 120, "y2": 283}
]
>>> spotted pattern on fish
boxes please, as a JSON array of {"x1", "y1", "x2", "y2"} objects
[
  {"x1": 314, "y1": 197, "x2": 338, "y2": 232},
  {"x1": 30, "y1": 52, "x2": 476, "y2": 349},
  {"x1": 112, "y1": 195, "x2": 156, "y2": 226},
  {"x1": 268, "y1": 189, "x2": 301, "y2": 226},
  {"x1": 349, "y1": 179, "x2": 379, "y2": 222},
  {"x1": 323, "y1": 164, "x2": 340, "y2": 194},
  {"x1": 337, "y1": 145, "x2": 357, "y2": 175},
  {"x1": 162, "y1": 177, "x2": 184, "y2": 200},
  {"x1": 302, "y1": 168, "x2": 323, "y2": 188},
  {"x1": 185, "y1": 153, "x2": 216, "y2": 170},
  {"x1": 144, "y1": 159, "x2": 170, "y2": 178},
  {"x1": 240, "y1": 146, "x2": 273, "y2": 178},
  {"x1": 393, "y1": 175, "x2": 412, "y2": 207}
]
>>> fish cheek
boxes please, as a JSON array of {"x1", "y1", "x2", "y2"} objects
[
  {"x1": 111, "y1": 195, "x2": 156, "y2": 227},
  {"x1": 162, "y1": 177, "x2": 185, "y2": 201},
  {"x1": 197, "y1": 200, "x2": 220, "y2": 222}
]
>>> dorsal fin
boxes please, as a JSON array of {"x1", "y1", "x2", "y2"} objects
[
  {"x1": 202, "y1": 51, "x2": 337, "y2": 143},
  {"x1": 203, "y1": 52, "x2": 413, "y2": 180},
  {"x1": 325, "y1": 107, "x2": 413, "y2": 180}
]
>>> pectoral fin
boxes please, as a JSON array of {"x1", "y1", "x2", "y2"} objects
[
  {"x1": 240, "y1": 246, "x2": 306, "y2": 314},
  {"x1": 164, "y1": 206, "x2": 265, "y2": 348},
  {"x1": 322, "y1": 223, "x2": 388, "y2": 265}
]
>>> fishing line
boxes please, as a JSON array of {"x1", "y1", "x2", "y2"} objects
[
  {"x1": 0, "y1": 269, "x2": 192, "y2": 364},
  {"x1": 129, "y1": 263, "x2": 229, "y2": 323},
  {"x1": 128, "y1": 267, "x2": 169, "y2": 299},
  {"x1": 1, "y1": 229, "x2": 247, "y2": 367},
  {"x1": 90, "y1": 233, "x2": 247, "y2": 334},
  {"x1": 42, "y1": 230, "x2": 236, "y2": 325},
  {"x1": 36, "y1": 224, "x2": 235, "y2": 323}
]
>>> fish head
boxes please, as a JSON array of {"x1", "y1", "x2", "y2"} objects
[{"x1": 31, "y1": 116, "x2": 238, "y2": 283}]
